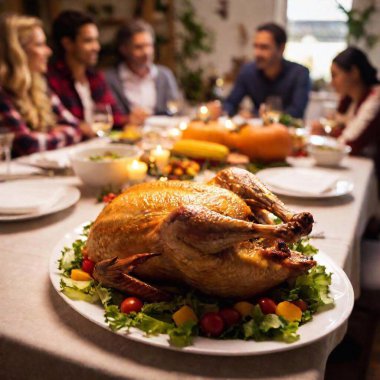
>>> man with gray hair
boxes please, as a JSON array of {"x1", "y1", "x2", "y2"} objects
[{"x1": 105, "y1": 20, "x2": 179, "y2": 125}]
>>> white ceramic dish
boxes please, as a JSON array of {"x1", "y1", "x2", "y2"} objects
[
  {"x1": 256, "y1": 167, "x2": 354, "y2": 199},
  {"x1": 50, "y1": 225, "x2": 354, "y2": 356},
  {"x1": 70, "y1": 144, "x2": 142, "y2": 187},
  {"x1": 0, "y1": 180, "x2": 80, "y2": 221},
  {"x1": 307, "y1": 136, "x2": 351, "y2": 167}
]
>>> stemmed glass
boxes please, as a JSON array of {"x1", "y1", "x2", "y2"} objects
[
  {"x1": 0, "y1": 128, "x2": 15, "y2": 176},
  {"x1": 166, "y1": 100, "x2": 180, "y2": 116},
  {"x1": 91, "y1": 104, "x2": 113, "y2": 138},
  {"x1": 263, "y1": 96, "x2": 283, "y2": 124}
]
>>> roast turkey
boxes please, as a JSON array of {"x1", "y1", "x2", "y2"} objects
[{"x1": 87, "y1": 167, "x2": 315, "y2": 301}]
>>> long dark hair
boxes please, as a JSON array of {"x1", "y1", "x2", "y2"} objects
[{"x1": 333, "y1": 46, "x2": 379, "y2": 86}]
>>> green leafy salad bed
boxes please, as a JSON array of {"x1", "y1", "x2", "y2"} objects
[{"x1": 58, "y1": 224, "x2": 334, "y2": 348}]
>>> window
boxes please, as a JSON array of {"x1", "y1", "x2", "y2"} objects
[{"x1": 285, "y1": 0, "x2": 352, "y2": 81}]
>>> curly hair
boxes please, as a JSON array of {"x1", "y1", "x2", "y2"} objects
[{"x1": 0, "y1": 13, "x2": 55, "y2": 131}]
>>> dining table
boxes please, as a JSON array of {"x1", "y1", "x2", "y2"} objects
[{"x1": 0, "y1": 137, "x2": 378, "y2": 380}]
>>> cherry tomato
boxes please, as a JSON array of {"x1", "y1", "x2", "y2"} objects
[
  {"x1": 218, "y1": 308, "x2": 241, "y2": 328},
  {"x1": 258, "y1": 297, "x2": 277, "y2": 314},
  {"x1": 200, "y1": 312, "x2": 225, "y2": 337},
  {"x1": 103, "y1": 193, "x2": 117, "y2": 203},
  {"x1": 81, "y1": 258, "x2": 95, "y2": 275},
  {"x1": 120, "y1": 297, "x2": 144, "y2": 314},
  {"x1": 292, "y1": 299, "x2": 308, "y2": 312}
]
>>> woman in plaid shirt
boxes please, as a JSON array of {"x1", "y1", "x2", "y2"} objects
[{"x1": 0, "y1": 14, "x2": 88, "y2": 157}]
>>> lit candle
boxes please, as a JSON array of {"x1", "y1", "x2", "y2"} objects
[
  {"x1": 224, "y1": 118, "x2": 235, "y2": 130},
  {"x1": 167, "y1": 128, "x2": 181, "y2": 139},
  {"x1": 150, "y1": 145, "x2": 170, "y2": 172},
  {"x1": 198, "y1": 105, "x2": 210, "y2": 121},
  {"x1": 178, "y1": 121, "x2": 188, "y2": 131},
  {"x1": 126, "y1": 160, "x2": 148, "y2": 183}
]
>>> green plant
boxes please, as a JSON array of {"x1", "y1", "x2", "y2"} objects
[
  {"x1": 176, "y1": 0, "x2": 214, "y2": 102},
  {"x1": 337, "y1": 1, "x2": 378, "y2": 48}
]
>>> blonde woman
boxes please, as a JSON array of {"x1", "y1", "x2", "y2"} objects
[{"x1": 0, "y1": 14, "x2": 89, "y2": 157}]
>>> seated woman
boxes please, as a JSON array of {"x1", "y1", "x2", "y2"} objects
[
  {"x1": 0, "y1": 14, "x2": 90, "y2": 157},
  {"x1": 312, "y1": 47, "x2": 380, "y2": 176}
]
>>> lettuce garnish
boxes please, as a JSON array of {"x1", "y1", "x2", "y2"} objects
[{"x1": 58, "y1": 228, "x2": 334, "y2": 347}]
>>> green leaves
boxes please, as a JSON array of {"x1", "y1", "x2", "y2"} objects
[
  {"x1": 60, "y1": 278, "x2": 99, "y2": 303},
  {"x1": 290, "y1": 238, "x2": 318, "y2": 256},
  {"x1": 337, "y1": 1, "x2": 378, "y2": 48},
  {"x1": 58, "y1": 239, "x2": 85, "y2": 276},
  {"x1": 241, "y1": 306, "x2": 299, "y2": 343}
]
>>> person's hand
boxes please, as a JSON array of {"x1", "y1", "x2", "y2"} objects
[
  {"x1": 129, "y1": 107, "x2": 151, "y2": 125},
  {"x1": 78, "y1": 122, "x2": 96, "y2": 138},
  {"x1": 310, "y1": 120, "x2": 326, "y2": 135},
  {"x1": 206, "y1": 101, "x2": 223, "y2": 120}
]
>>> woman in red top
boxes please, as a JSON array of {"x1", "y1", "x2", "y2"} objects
[{"x1": 313, "y1": 47, "x2": 380, "y2": 179}]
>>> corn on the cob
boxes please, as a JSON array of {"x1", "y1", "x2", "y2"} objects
[{"x1": 172, "y1": 139, "x2": 229, "y2": 161}]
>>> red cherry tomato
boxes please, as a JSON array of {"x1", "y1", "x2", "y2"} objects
[
  {"x1": 102, "y1": 193, "x2": 117, "y2": 203},
  {"x1": 218, "y1": 308, "x2": 241, "y2": 328},
  {"x1": 200, "y1": 312, "x2": 225, "y2": 337},
  {"x1": 81, "y1": 258, "x2": 95, "y2": 275},
  {"x1": 120, "y1": 297, "x2": 144, "y2": 314},
  {"x1": 258, "y1": 298, "x2": 277, "y2": 314},
  {"x1": 292, "y1": 299, "x2": 308, "y2": 312}
]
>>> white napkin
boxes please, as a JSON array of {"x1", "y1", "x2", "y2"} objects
[
  {"x1": 0, "y1": 182, "x2": 65, "y2": 214},
  {"x1": 265, "y1": 169, "x2": 340, "y2": 195},
  {"x1": 0, "y1": 164, "x2": 41, "y2": 176}
]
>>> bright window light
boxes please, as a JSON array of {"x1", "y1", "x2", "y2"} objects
[{"x1": 285, "y1": 0, "x2": 353, "y2": 81}]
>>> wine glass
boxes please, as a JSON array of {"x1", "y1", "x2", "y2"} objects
[
  {"x1": 91, "y1": 104, "x2": 113, "y2": 137},
  {"x1": 0, "y1": 128, "x2": 15, "y2": 176},
  {"x1": 166, "y1": 100, "x2": 180, "y2": 116},
  {"x1": 262, "y1": 96, "x2": 283, "y2": 125}
]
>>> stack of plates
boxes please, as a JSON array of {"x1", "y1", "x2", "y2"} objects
[{"x1": 0, "y1": 180, "x2": 80, "y2": 221}]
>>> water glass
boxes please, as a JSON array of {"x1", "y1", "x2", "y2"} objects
[
  {"x1": 0, "y1": 128, "x2": 15, "y2": 175},
  {"x1": 91, "y1": 104, "x2": 113, "y2": 137}
]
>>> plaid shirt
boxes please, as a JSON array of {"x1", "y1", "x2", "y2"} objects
[
  {"x1": 0, "y1": 86, "x2": 82, "y2": 157},
  {"x1": 47, "y1": 60, "x2": 126, "y2": 128}
]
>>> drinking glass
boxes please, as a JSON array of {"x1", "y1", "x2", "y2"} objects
[
  {"x1": 263, "y1": 96, "x2": 283, "y2": 124},
  {"x1": 0, "y1": 128, "x2": 15, "y2": 175},
  {"x1": 319, "y1": 101, "x2": 338, "y2": 135},
  {"x1": 91, "y1": 104, "x2": 113, "y2": 137},
  {"x1": 166, "y1": 100, "x2": 180, "y2": 116}
]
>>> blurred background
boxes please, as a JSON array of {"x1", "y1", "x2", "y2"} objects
[{"x1": 1, "y1": 0, "x2": 379, "y2": 120}]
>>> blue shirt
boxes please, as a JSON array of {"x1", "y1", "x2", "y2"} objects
[{"x1": 223, "y1": 60, "x2": 311, "y2": 118}]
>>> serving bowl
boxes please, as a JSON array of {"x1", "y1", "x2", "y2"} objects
[
  {"x1": 307, "y1": 136, "x2": 351, "y2": 167},
  {"x1": 70, "y1": 144, "x2": 142, "y2": 187}
]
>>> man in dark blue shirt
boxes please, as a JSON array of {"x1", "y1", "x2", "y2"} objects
[{"x1": 223, "y1": 23, "x2": 311, "y2": 118}]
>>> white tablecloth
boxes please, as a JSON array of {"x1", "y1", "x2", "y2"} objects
[{"x1": 0, "y1": 154, "x2": 377, "y2": 380}]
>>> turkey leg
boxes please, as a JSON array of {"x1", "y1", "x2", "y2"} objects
[
  {"x1": 160, "y1": 205, "x2": 313, "y2": 255},
  {"x1": 209, "y1": 167, "x2": 300, "y2": 221}
]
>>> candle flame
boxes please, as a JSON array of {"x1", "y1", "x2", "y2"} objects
[
  {"x1": 199, "y1": 105, "x2": 209, "y2": 114},
  {"x1": 131, "y1": 159, "x2": 140, "y2": 169}
]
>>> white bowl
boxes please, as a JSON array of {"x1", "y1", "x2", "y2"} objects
[
  {"x1": 70, "y1": 144, "x2": 142, "y2": 187},
  {"x1": 307, "y1": 136, "x2": 351, "y2": 167}
]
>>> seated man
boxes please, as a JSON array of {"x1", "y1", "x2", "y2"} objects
[
  {"x1": 47, "y1": 10, "x2": 125, "y2": 128},
  {"x1": 105, "y1": 20, "x2": 179, "y2": 125},
  {"x1": 223, "y1": 22, "x2": 311, "y2": 118}
]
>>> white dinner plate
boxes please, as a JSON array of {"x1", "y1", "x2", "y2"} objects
[
  {"x1": 17, "y1": 152, "x2": 71, "y2": 170},
  {"x1": 49, "y1": 225, "x2": 354, "y2": 356},
  {"x1": 256, "y1": 167, "x2": 354, "y2": 199},
  {"x1": 0, "y1": 180, "x2": 80, "y2": 221}
]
